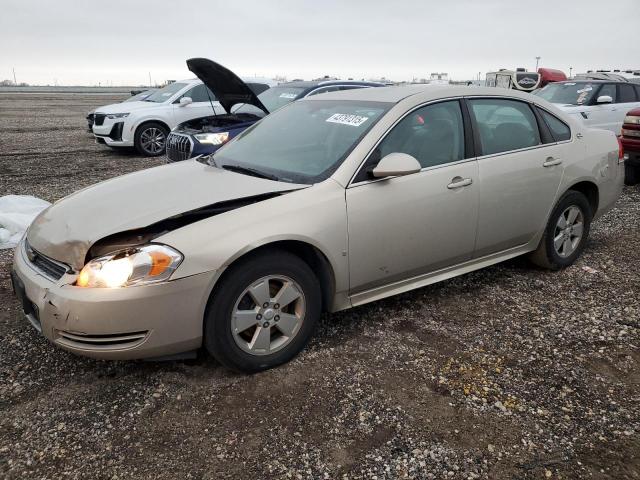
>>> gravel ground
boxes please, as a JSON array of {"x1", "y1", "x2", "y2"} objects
[{"x1": 0, "y1": 93, "x2": 638, "y2": 480}]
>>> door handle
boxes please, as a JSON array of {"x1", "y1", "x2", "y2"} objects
[
  {"x1": 543, "y1": 157, "x2": 563, "y2": 167},
  {"x1": 447, "y1": 177, "x2": 473, "y2": 189}
]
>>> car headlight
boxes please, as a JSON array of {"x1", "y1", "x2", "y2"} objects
[
  {"x1": 194, "y1": 132, "x2": 230, "y2": 145},
  {"x1": 76, "y1": 244, "x2": 183, "y2": 288},
  {"x1": 106, "y1": 113, "x2": 130, "y2": 119},
  {"x1": 624, "y1": 115, "x2": 640, "y2": 125}
]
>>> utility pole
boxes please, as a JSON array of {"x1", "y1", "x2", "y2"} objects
[
  {"x1": 569, "y1": 66, "x2": 573, "y2": 78},
  {"x1": 12, "y1": 67, "x2": 17, "y2": 85},
  {"x1": 148, "y1": 72, "x2": 152, "y2": 87},
  {"x1": 535, "y1": 56, "x2": 541, "y2": 71}
]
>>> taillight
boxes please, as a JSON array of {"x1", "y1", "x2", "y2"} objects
[{"x1": 617, "y1": 136, "x2": 624, "y2": 163}]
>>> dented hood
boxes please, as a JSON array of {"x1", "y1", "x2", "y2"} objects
[
  {"x1": 186, "y1": 57, "x2": 269, "y2": 115},
  {"x1": 27, "y1": 160, "x2": 305, "y2": 270}
]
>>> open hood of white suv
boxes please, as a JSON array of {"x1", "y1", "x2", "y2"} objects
[{"x1": 186, "y1": 58, "x2": 270, "y2": 115}]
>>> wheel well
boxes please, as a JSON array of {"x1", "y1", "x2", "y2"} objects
[
  {"x1": 219, "y1": 241, "x2": 336, "y2": 313},
  {"x1": 568, "y1": 181, "x2": 599, "y2": 215},
  {"x1": 135, "y1": 120, "x2": 170, "y2": 137}
]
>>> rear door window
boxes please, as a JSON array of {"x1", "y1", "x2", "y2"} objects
[
  {"x1": 468, "y1": 99, "x2": 541, "y2": 155},
  {"x1": 618, "y1": 84, "x2": 637, "y2": 103}
]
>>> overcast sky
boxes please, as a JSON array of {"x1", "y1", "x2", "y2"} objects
[{"x1": 1, "y1": 0, "x2": 638, "y2": 86}]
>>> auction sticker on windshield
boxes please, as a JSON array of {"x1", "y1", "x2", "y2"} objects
[
  {"x1": 326, "y1": 113, "x2": 369, "y2": 127},
  {"x1": 279, "y1": 93, "x2": 297, "y2": 99}
]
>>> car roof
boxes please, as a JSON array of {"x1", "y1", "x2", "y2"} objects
[
  {"x1": 276, "y1": 80, "x2": 384, "y2": 88},
  {"x1": 556, "y1": 79, "x2": 625, "y2": 84},
  {"x1": 305, "y1": 84, "x2": 540, "y2": 104}
]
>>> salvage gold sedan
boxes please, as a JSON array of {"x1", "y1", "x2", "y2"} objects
[{"x1": 11, "y1": 86, "x2": 624, "y2": 372}]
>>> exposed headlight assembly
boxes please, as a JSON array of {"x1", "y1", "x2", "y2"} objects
[
  {"x1": 76, "y1": 244, "x2": 183, "y2": 288},
  {"x1": 106, "y1": 113, "x2": 130, "y2": 119},
  {"x1": 194, "y1": 132, "x2": 230, "y2": 145},
  {"x1": 624, "y1": 115, "x2": 640, "y2": 125}
]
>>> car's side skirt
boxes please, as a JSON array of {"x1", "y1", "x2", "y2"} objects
[{"x1": 347, "y1": 242, "x2": 537, "y2": 309}]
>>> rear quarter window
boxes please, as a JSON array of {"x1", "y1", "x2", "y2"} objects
[{"x1": 538, "y1": 109, "x2": 571, "y2": 142}]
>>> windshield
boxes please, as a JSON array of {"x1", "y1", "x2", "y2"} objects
[
  {"x1": 143, "y1": 82, "x2": 187, "y2": 103},
  {"x1": 209, "y1": 99, "x2": 391, "y2": 184},
  {"x1": 535, "y1": 82, "x2": 597, "y2": 106},
  {"x1": 257, "y1": 86, "x2": 307, "y2": 112},
  {"x1": 123, "y1": 90, "x2": 154, "y2": 103}
]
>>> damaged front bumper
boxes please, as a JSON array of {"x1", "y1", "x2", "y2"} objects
[{"x1": 11, "y1": 240, "x2": 215, "y2": 360}]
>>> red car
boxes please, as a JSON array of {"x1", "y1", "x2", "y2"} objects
[{"x1": 622, "y1": 107, "x2": 640, "y2": 185}]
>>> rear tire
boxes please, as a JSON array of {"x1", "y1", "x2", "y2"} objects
[
  {"x1": 134, "y1": 122, "x2": 168, "y2": 157},
  {"x1": 529, "y1": 190, "x2": 592, "y2": 270},
  {"x1": 625, "y1": 164, "x2": 640, "y2": 186},
  {"x1": 204, "y1": 251, "x2": 321, "y2": 373}
]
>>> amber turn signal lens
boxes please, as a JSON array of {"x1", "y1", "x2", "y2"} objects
[{"x1": 148, "y1": 251, "x2": 173, "y2": 276}]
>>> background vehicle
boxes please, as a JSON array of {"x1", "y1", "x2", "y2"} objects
[
  {"x1": 577, "y1": 70, "x2": 640, "y2": 84},
  {"x1": 538, "y1": 68, "x2": 567, "y2": 87},
  {"x1": 535, "y1": 80, "x2": 640, "y2": 133},
  {"x1": 15, "y1": 86, "x2": 623, "y2": 372},
  {"x1": 621, "y1": 107, "x2": 640, "y2": 184},
  {"x1": 91, "y1": 79, "x2": 226, "y2": 156},
  {"x1": 486, "y1": 68, "x2": 567, "y2": 93},
  {"x1": 86, "y1": 88, "x2": 157, "y2": 131},
  {"x1": 486, "y1": 68, "x2": 541, "y2": 91},
  {"x1": 166, "y1": 58, "x2": 383, "y2": 162}
]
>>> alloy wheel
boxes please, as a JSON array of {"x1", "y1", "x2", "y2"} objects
[
  {"x1": 553, "y1": 205, "x2": 584, "y2": 258},
  {"x1": 140, "y1": 127, "x2": 166, "y2": 154},
  {"x1": 231, "y1": 275, "x2": 306, "y2": 356}
]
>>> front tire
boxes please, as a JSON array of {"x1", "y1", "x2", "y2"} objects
[
  {"x1": 529, "y1": 190, "x2": 592, "y2": 270},
  {"x1": 204, "y1": 251, "x2": 321, "y2": 373},
  {"x1": 134, "y1": 122, "x2": 168, "y2": 156}
]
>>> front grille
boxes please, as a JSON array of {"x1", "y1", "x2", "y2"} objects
[
  {"x1": 94, "y1": 113, "x2": 106, "y2": 126},
  {"x1": 25, "y1": 241, "x2": 69, "y2": 280},
  {"x1": 55, "y1": 330, "x2": 149, "y2": 351},
  {"x1": 166, "y1": 133, "x2": 193, "y2": 162}
]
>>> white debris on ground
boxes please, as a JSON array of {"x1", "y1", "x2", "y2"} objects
[{"x1": 0, "y1": 195, "x2": 50, "y2": 249}]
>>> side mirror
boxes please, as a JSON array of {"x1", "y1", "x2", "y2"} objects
[
  {"x1": 179, "y1": 97, "x2": 193, "y2": 107},
  {"x1": 371, "y1": 152, "x2": 421, "y2": 178},
  {"x1": 596, "y1": 95, "x2": 612, "y2": 104}
]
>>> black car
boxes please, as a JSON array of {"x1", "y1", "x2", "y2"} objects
[{"x1": 165, "y1": 58, "x2": 383, "y2": 162}]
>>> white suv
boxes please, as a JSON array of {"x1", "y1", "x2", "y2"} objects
[
  {"x1": 535, "y1": 80, "x2": 640, "y2": 134},
  {"x1": 92, "y1": 79, "x2": 225, "y2": 156}
]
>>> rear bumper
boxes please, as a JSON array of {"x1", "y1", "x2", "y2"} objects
[{"x1": 11, "y1": 240, "x2": 216, "y2": 360}]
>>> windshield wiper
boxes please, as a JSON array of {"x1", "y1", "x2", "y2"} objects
[{"x1": 222, "y1": 164, "x2": 279, "y2": 181}]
